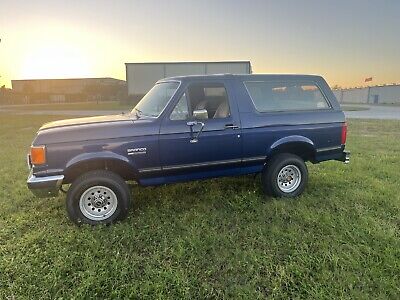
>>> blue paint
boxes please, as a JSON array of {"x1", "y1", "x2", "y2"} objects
[{"x1": 29, "y1": 74, "x2": 348, "y2": 187}]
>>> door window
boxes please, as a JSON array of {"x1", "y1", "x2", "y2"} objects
[
  {"x1": 188, "y1": 83, "x2": 231, "y2": 119},
  {"x1": 169, "y1": 83, "x2": 231, "y2": 120}
]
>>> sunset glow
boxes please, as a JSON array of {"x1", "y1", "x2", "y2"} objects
[
  {"x1": 0, "y1": 0, "x2": 399, "y2": 88},
  {"x1": 19, "y1": 43, "x2": 92, "y2": 79}
]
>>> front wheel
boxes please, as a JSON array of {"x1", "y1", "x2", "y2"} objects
[
  {"x1": 261, "y1": 153, "x2": 308, "y2": 198},
  {"x1": 66, "y1": 170, "x2": 131, "y2": 225}
]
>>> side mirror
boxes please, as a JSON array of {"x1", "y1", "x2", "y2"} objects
[
  {"x1": 186, "y1": 120, "x2": 205, "y2": 143},
  {"x1": 193, "y1": 109, "x2": 208, "y2": 120}
]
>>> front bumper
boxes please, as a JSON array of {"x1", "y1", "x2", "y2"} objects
[{"x1": 27, "y1": 172, "x2": 64, "y2": 197}]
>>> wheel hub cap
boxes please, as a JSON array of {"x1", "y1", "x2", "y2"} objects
[
  {"x1": 277, "y1": 164, "x2": 302, "y2": 193},
  {"x1": 79, "y1": 186, "x2": 118, "y2": 221}
]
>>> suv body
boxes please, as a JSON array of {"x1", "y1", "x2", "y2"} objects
[{"x1": 27, "y1": 74, "x2": 349, "y2": 225}]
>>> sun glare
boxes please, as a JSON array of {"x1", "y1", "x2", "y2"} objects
[{"x1": 19, "y1": 43, "x2": 92, "y2": 79}]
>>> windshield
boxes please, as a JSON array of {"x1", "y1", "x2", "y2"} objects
[{"x1": 132, "y1": 82, "x2": 180, "y2": 118}]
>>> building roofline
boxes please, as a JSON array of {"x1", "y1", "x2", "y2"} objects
[
  {"x1": 125, "y1": 61, "x2": 251, "y2": 65},
  {"x1": 338, "y1": 83, "x2": 400, "y2": 90},
  {"x1": 11, "y1": 77, "x2": 126, "y2": 83},
  {"x1": 158, "y1": 73, "x2": 323, "y2": 82}
]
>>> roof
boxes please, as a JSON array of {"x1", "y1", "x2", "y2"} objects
[
  {"x1": 158, "y1": 73, "x2": 324, "y2": 82},
  {"x1": 125, "y1": 61, "x2": 251, "y2": 65}
]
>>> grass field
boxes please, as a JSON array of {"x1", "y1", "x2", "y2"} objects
[{"x1": 0, "y1": 113, "x2": 399, "y2": 299}]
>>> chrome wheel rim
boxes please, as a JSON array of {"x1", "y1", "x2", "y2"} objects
[
  {"x1": 277, "y1": 164, "x2": 302, "y2": 193},
  {"x1": 79, "y1": 186, "x2": 118, "y2": 221}
]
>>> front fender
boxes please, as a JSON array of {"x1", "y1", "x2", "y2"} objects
[
  {"x1": 65, "y1": 151, "x2": 139, "y2": 177},
  {"x1": 65, "y1": 151, "x2": 130, "y2": 168}
]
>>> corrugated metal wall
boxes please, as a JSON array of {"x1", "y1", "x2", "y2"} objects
[
  {"x1": 333, "y1": 85, "x2": 400, "y2": 104},
  {"x1": 332, "y1": 89, "x2": 342, "y2": 102},
  {"x1": 126, "y1": 62, "x2": 251, "y2": 96},
  {"x1": 206, "y1": 62, "x2": 250, "y2": 74},
  {"x1": 369, "y1": 85, "x2": 400, "y2": 104},
  {"x1": 165, "y1": 63, "x2": 205, "y2": 78},
  {"x1": 343, "y1": 88, "x2": 370, "y2": 104},
  {"x1": 126, "y1": 64, "x2": 165, "y2": 97}
]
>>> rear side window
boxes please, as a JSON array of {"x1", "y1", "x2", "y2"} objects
[{"x1": 244, "y1": 81, "x2": 330, "y2": 112}]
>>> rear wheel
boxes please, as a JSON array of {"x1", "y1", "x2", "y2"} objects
[
  {"x1": 261, "y1": 153, "x2": 308, "y2": 198},
  {"x1": 66, "y1": 170, "x2": 131, "y2": 225}
]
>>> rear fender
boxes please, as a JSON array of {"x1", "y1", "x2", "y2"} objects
[{"x1": 267, "y1": 135, "x2": 316, "y2": 161}]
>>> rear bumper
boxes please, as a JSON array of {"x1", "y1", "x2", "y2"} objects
[
  {"x1": 337, "y1": 150, "x2": 350, "y2": 164},
  {"x1": 27, "y1": 172, "x2": 64, "y2": 197}
]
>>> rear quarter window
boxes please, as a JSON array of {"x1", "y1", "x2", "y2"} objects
[{"x1": 244, "y1": 81, "x2": 331, "y2": 112}]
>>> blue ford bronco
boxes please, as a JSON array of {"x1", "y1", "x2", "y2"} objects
[{"x1": 27, "y1": 74, "x2": 349, "y2": 225}]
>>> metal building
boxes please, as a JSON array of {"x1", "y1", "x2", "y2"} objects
[
  {"x1": 333, "y1": 84, "x2": 400, "y2": 105},
  {"x1": 125, "y1": 61, "x2": 251, "y2": 99}
]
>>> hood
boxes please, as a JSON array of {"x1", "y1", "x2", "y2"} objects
[
  {"x1": 40, "y1": 114, "x2": 133, "y2": 130},
  {"x1": 33, "y1": 113, "x2": 156, "y2": 145}
]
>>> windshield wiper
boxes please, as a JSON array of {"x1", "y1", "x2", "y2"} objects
[
  {"x1": 133, "y1": 108, "x2": 157, "y2": 118},
  {"x1": 133, "y1": 107, "x2": 143, "y2": 119}
]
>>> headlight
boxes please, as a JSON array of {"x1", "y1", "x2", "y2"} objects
[{"x1": 30, "y1": 145, "x2": 46, "y2": 165}]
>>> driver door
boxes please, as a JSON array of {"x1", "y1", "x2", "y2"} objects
[{"x1": 159, "y1": 80, "x2": 242, "y2": 176}]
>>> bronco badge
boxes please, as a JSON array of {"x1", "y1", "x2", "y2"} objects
[{"x1": 127, "y1": 147, "x2": 147, "y2": 155}]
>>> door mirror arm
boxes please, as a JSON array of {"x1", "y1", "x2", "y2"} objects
[{"x1": 186, "y1": 121, "x2": 205, "y2": 143}]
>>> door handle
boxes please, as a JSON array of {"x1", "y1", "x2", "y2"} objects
[{"x1": 225, "y1": 124, "x2": 239, "y2": 130}]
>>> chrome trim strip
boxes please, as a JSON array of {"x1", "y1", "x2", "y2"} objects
[
  {"x1": 316, "y1": 145, "x2": 342, "y2": 153},
  {"x1": 138, "y1": 167, "x2": 162, "y2": 173},
  {"x1": 242, "y1": 156, "x2": 265, "y2": 163},
  {"x1": 163, "y1": 158, "x2": 242, "y2": 171},
  {"x1": 138, "y1": 156, "x2": 266, "y2": 173}
]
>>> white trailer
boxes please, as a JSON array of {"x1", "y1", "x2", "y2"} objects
[{"x1": 125, "y1": 61, "x2": 251, "y2": 98}]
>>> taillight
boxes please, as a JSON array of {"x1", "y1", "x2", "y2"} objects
[
  {"x1": 30, "y1": 146, "x2": 46, "y2": 165},
  {"x1": 341, "y1": 122, "x2": 347, "y2": 145}
]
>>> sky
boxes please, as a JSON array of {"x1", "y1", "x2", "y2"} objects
[{"x1": 0, "y1": 0, "x2": 399, "y2": 88}]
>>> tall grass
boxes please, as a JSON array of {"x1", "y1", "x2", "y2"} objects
[{"x1": 0, "y1": 114, "x2": 399, "y2": 299}]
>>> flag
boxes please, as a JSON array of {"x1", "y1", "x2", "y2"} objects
[{"x1": 365, "y1": 77, "x2": 372, "y2": 82}]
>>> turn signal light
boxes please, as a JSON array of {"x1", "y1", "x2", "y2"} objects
[{"x1": 31, "y1": 146, "x2": 46, "y2": 165}]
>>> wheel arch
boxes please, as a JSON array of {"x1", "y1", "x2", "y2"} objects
[
  {"x1": 63, "y1": 152, "x2": 138, "y2": 184},
  {"x1": 267, "y1": 136, "x2": 316, "y2": 162}
]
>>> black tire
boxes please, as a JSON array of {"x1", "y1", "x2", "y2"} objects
[
  {"x1": 66, "y1": 170, "x2": 131, "y2": 225},
  {"x1": 261, "y1": 153, "x2": 308, "y2": 198}
]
